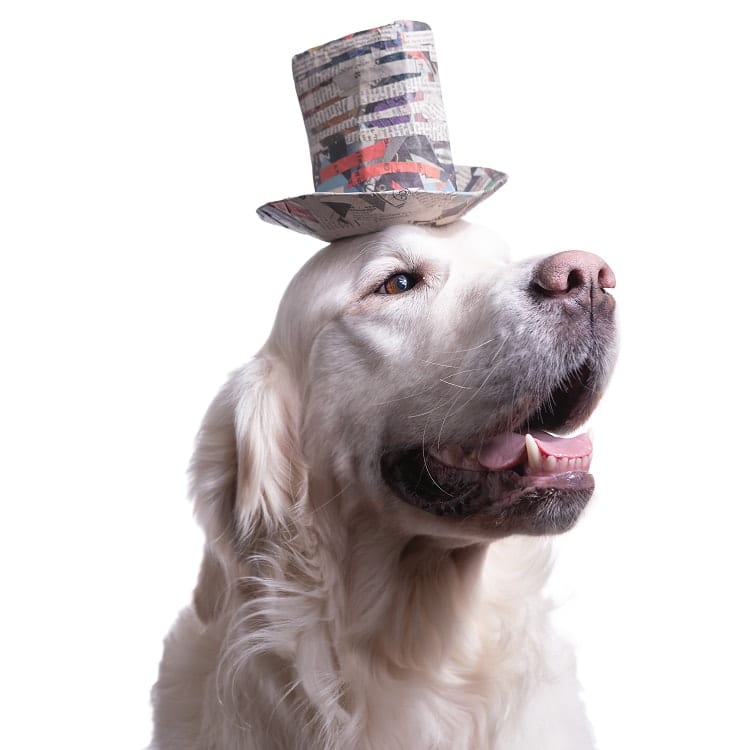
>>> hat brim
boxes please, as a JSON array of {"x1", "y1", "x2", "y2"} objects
[{"x1": 256, "y1": 167, "x2": 507, "y2": 243}]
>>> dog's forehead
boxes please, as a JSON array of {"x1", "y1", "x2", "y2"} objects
[
  {"x1": 366, "y1": 223, "x2": 510, "y2": 270},
  {"x1": 304, "y1": 222, "x2": 509, "y2": 283},
  {"x1": 365, "y1": 222, "x2": 508, "y2": 265}
]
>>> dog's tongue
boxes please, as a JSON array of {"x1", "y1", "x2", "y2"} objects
[{"x1": 477, "y1": 431, "x2": 592, "y2": 470}]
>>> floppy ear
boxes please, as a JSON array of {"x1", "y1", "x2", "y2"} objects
[
  {"x1": 189, "y1": 355, "x2": 304, "y2": 622},
  {"x1": 193, "y1": 545, "x2": 229, "y2": 623}
]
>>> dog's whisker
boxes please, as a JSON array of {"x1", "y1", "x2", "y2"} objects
[
  {"x1": 373, "y1": 383, "x2": 439, "y2": 406},
  {"x1": 436, "y1": 387, "x2": 467, "y2": 451},
  {"x1": 444, "y1": 357, "x2": 503, "y2": 418},
  {"x1": 421, "y1": 420, "x2": 454, "y2": 497},
  {"x1": 436, "y1": 337, "x2": 498, "y2": 355},
  {"x1": 407, "y1": 395, "x2": 457, "y2": 419},
  {"x1": 438, "y1": 378, "x2": 473, "y2": 390},
  {"x1": 440, "y1": 366, "x2": 485, "y2": 377},
  {"x1": 421, "y1": 359, "x2": 461, "y2": 368}
]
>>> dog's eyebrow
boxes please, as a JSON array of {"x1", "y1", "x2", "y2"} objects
[{"x1": 358, "y1": 245, "x2": 423, "y2": 276}]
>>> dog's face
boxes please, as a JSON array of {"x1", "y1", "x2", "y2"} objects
[{"x1": 264, "y1": 221, "x2": 617, "y2": 543}]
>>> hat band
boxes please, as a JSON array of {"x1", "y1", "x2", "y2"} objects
[{"x1": 316, "y1": 136, "x2": 455, "y2": 193}]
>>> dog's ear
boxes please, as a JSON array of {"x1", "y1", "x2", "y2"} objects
[
  {"x1": 189, "y1": 355, "x2": 303, "y2": 622},
  {"x1": 193, "y1": 545, "x2": 229, "y2": 623}
]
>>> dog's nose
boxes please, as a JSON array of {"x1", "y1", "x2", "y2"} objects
[{"x1": 532, "y1": 251, "x2": 616, "y2": 296}]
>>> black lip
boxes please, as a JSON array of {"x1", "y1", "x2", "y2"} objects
[{"x1": 381, "y1": 448, "x2": 594, "y2": 535}]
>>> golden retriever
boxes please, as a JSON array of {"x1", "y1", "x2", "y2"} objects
[{"x1": 150, "y1": 221, "x2": 617, "y2": 749}]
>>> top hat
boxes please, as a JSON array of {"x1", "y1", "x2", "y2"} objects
[{"x1": 256, "y1": 20, "x2": 507, "y2": 243}]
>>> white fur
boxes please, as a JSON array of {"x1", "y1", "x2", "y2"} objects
[{"x1": 151, "y1": 223, "x2": 598, "y2": 749}]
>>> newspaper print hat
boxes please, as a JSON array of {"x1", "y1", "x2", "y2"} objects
[{"x1": 256, "y1": 20, "x2": 507, "y2": 242}]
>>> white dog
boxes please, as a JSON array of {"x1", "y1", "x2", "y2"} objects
[{"x1": 151, "y1": 221, "x2": 617, "y2": 749}]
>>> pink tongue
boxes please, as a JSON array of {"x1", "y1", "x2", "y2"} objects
[
  {"x1": 476, "y1": 433, "x2": 526, "y2": 470},
  {"x1": 477, "y1": 430, "x2": 592, "y2": 470},
  {"x1": 534, "y1": 432, "x2": 592, "y2": 458}
]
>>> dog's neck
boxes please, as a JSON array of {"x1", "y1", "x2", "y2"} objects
[
  {"x1": 306, "y1": 484, "x2": 554, "y2": 677},
  {"x1": 219, "y1": 485, "x2": 557, "y2": 747},
  {"x1": 266, "y1": 486, "x2": 556, "y2": 745}
]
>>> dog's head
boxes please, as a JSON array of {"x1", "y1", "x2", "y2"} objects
[{"x1": 191, "y1": 221, "x2": 617, "y2": 592}]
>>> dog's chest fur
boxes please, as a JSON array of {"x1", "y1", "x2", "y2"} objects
[{"x1": 154, "y1": 533, "x2": 594, "y2": 750}]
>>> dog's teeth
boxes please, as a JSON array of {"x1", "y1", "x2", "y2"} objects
[{"x1": 525, "y1": 434, "x2": 542, "y2": 472}]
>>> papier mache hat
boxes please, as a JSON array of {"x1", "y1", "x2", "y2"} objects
[{"x1": 256, "y1": 20, "x2": 508, "y2": 242}]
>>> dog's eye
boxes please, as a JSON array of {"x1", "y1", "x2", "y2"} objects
[{"x1": 377, "y1": 272, "x2": 418, "y2": 295}]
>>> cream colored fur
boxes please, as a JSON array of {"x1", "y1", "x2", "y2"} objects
[{"x1": 151, "y1": 223, "x2": 597, "y2": 749}]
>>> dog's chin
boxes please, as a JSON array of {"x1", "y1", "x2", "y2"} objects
[{"x1": 381, "y1": 447, "x2": 594, "y2": 538}]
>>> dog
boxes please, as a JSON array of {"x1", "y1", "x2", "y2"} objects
[{"x1": 150, "y1": 220, "x2": 617, "y2": 749}]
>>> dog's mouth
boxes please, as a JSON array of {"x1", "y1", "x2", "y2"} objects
[
  {"x1": 431, "y1": 428, "x2": 592, "y2": 479},
  {"x1": 381, "y1": 362, "x2": 603, "y2": 536}
]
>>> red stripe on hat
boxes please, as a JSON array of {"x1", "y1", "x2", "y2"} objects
[
  {"x1": 318, "y1": 140, "x2": 390, "y2": 183},
  {"x1": 348, "y1": 161, "x2": 442, "y2": 186}
]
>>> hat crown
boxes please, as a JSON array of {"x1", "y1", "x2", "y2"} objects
[
  {"x1": 292, "y1": 20, "x2": 458, "y2": 195},
  {"x1": 256, "y1": 20, "x2": 507, "y2": 242}
]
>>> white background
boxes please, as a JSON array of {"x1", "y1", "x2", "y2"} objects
[{"x1": 1, "y1": 2, "x2": 748, "y2": 748}]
